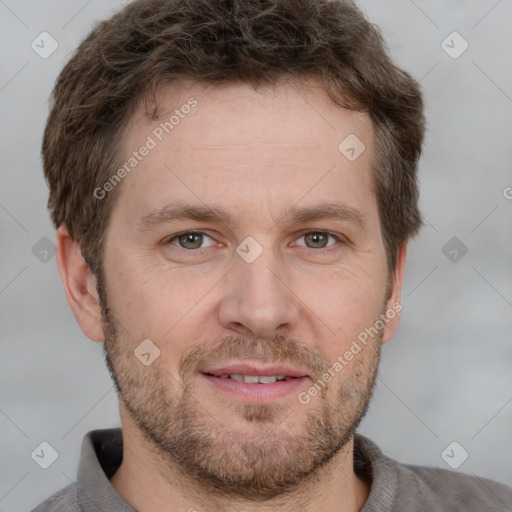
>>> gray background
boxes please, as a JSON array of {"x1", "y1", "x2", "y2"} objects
[{"x1": 1, "y1": 0, "x2": 511, "y2": 510}]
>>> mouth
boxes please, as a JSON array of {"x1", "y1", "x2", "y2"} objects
[{"x1": 199, "y1": 363, "x2": 310, "y2": 401}]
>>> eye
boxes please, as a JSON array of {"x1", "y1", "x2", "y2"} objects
[
  {"x1": 294, "y1": 231, "x2": 342, "y2": 250},
  {"x1": 167, "y1": 231, "x2": 216, "y2": 250},
  {"x1": 165, "y1": 230, "x2": 344, "y2": 252}
]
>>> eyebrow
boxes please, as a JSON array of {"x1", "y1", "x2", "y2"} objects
[{"x1": 138, "y1": 200, "x2": 369, "y2": 233}]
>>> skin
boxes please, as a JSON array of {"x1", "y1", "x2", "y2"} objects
[{"x1": 57, "y1": 77, "x2": 408, "y2": 512}]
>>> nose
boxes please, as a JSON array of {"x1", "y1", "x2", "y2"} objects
[{"x1": 217, "y1": 244, "x2": 300, "y2": 339}]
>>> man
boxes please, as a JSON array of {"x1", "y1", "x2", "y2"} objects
[{"x1": 33, "y1": 0, "x2": 512, "y2": 510}]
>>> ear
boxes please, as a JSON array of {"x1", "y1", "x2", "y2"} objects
[
  {"x1": 381, "y1": 241, "x2": 408, "y2": 344},
  {"x1": 56, "y1": 226, "x2": 104, "y2": 342}
]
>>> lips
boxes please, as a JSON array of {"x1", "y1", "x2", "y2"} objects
[{"x1": 199, "y1": 362, "x2": 311, "y2": 400}]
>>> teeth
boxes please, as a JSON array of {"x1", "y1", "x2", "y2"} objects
[{"x1": 219, "y1": 374, "x2": 291, "y2": 383}]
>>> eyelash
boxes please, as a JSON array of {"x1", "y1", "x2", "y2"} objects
[{"x1": 165, "y1": 230, "x2": 345, "y2": 252}]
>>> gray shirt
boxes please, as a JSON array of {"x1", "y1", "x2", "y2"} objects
[{"x1": 32, "y1": 428, "x2": 512, "y2": 511}]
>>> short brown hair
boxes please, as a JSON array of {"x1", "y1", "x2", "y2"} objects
[{"x1": 43, "y1": 0, "x2": 425, "y2": 277}]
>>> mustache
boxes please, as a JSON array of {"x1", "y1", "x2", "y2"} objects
[{"x1": 178, "y1": 334, "x2": 332, "y2": 384}]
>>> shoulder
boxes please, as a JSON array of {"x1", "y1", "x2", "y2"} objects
[
  {"x1": 354, "y1": 434, "x2": 512, "y2": 511},
  {"x1": 31, "y1": 483, "x2": 80, "y2": 512},
  {"x1": 394, "y1": 457, "x2": 512, "y2": 511}
]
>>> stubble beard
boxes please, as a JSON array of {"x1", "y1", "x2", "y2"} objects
[{"x1": 99, "y1": 285, "x2": 382, "y2": 500}]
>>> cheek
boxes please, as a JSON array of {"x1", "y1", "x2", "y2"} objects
[
  {"x1": 103, "y1": 254, "x2": 219, "y2": 345},
  {"x1": 304, "y1": 266, "x2": 387, "y2": 357}
]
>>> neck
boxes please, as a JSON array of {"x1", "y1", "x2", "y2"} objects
[{"x1": 110, "y1": 411, "x2": 370, "y2": 512}]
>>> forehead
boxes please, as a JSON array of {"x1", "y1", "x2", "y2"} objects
[
  {"x1": 113, "y1": 78, "x2": 377, "y2": 232},
  {"x1": 123, "y1": 78, "x2": 373, "y2": 148}
]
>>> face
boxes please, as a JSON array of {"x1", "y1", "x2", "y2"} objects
[{"x1": 98, "y1": 78, "x2": 397, "y2": 499}]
